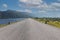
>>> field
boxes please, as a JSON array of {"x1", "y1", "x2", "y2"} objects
[{"x1": 34, "y1": 18, "x2": 60, "y2": 28}]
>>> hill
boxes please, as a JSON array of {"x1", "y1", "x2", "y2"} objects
[{"x1": 0, "y1": 10, "x2": 32, "y2": 19}]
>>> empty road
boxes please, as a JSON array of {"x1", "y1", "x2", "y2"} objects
[{"x1": 0, "y1": 18, "x2": 60, "y2": 40}]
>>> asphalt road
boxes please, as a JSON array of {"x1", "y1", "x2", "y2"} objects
[{"x1": 0, "y1": 18, "x2": 60, "y2": 40}]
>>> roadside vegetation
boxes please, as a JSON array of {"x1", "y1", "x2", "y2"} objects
[
  {"x1": 0, "y1": 21, "x2": 18, "y2": 28},
  {"x1": 0, "y1": 24, "x2": 7, "y2": 28},
  {"x1": 34, "y1": 17, "x2": 60, "y2": 28}
]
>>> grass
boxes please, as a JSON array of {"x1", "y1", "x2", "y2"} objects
[
  {"x1": 0, "y1": 24, "x2": 7, "y2": 28},
  {"x1": 48, "y1": 21, "x2": 60, "y2": 28},
  {"x1": 34, "y1": 18, "x2": 60, "y2": 28},
  {"x1": 0, "y1": 21, "x2": 19, "y2": 28}
]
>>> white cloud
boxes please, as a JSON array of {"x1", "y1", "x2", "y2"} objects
[
  {"x1": 51, "y1": 2, "x2": 60, "y2": 7},
  {"x1": 19, "y1": 0, "x2": 49, "y2": 9},
  {"x1": 19, "y1": 0, "x2": 43, "y2": 7},
  {"x1": 37, "y1": 3, "x2": 48, "y2": 9},
  {"x1": 47, "y1": 2, "x2": 60, "y2": 11},
  {"x1": 16, "y1": 9, "x2": 32, "y2": 13},
  {"x1": 19, "y1": 0, "x2": 29, "y2": 3},
  {"x1": 19, "y1": 0, "x2": 43, "y2": 4},
  {"x1": 37, "y1": 2, "x2": 60, "y2": 11},
  {"x1": 19, "y1": 0, "x2": 60, "y2": 13},
  {"x1": 38, "y1": 10, "x2": 46, "y2": 13},
  {"x1": 3, "y1": 4, "x2": 8, "y2": 8},
  {"x1": 25, "y1": 9, "x2": 32, "y2": 13}
]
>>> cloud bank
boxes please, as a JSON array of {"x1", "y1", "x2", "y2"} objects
[{"x1": 18, "y1": 0, "x2": 60, "y2": 13}]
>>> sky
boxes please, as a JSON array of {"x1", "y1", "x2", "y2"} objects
[{"x1": 0, "y1": 0, "x2": 60, "y2": 17}]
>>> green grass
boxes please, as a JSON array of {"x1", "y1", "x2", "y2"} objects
[
  {"x1": 48, "y1": 21, "x2": 60, "y2": 28},
  {"x1": 0, "y1": 24, "x2": 7, "y2": 28},
  {"x1": 0, "y1": 21, "x2": 18, "y2": 28},
  {"x1": 34, "y1": 18, "x2": 60, "y2": 28},
  {"x1": 0, "y1": 20, "x2": 22, "y2": 28}
]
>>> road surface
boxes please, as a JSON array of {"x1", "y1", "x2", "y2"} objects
[{"x1": 0, "y1": 18, "x2": 60, "y2": 40}]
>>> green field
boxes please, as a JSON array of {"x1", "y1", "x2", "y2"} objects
[{"x1": 34, "y1": 18, "x2": 60, "y2": 28}]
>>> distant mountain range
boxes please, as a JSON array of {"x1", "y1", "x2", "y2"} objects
[{"x1": 0, "y1": 10, "x2": 32, "y2": 19}]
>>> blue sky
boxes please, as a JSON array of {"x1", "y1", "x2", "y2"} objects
[{"x1": 0, "y1": 0, "x2": 60, "y2": 17}]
